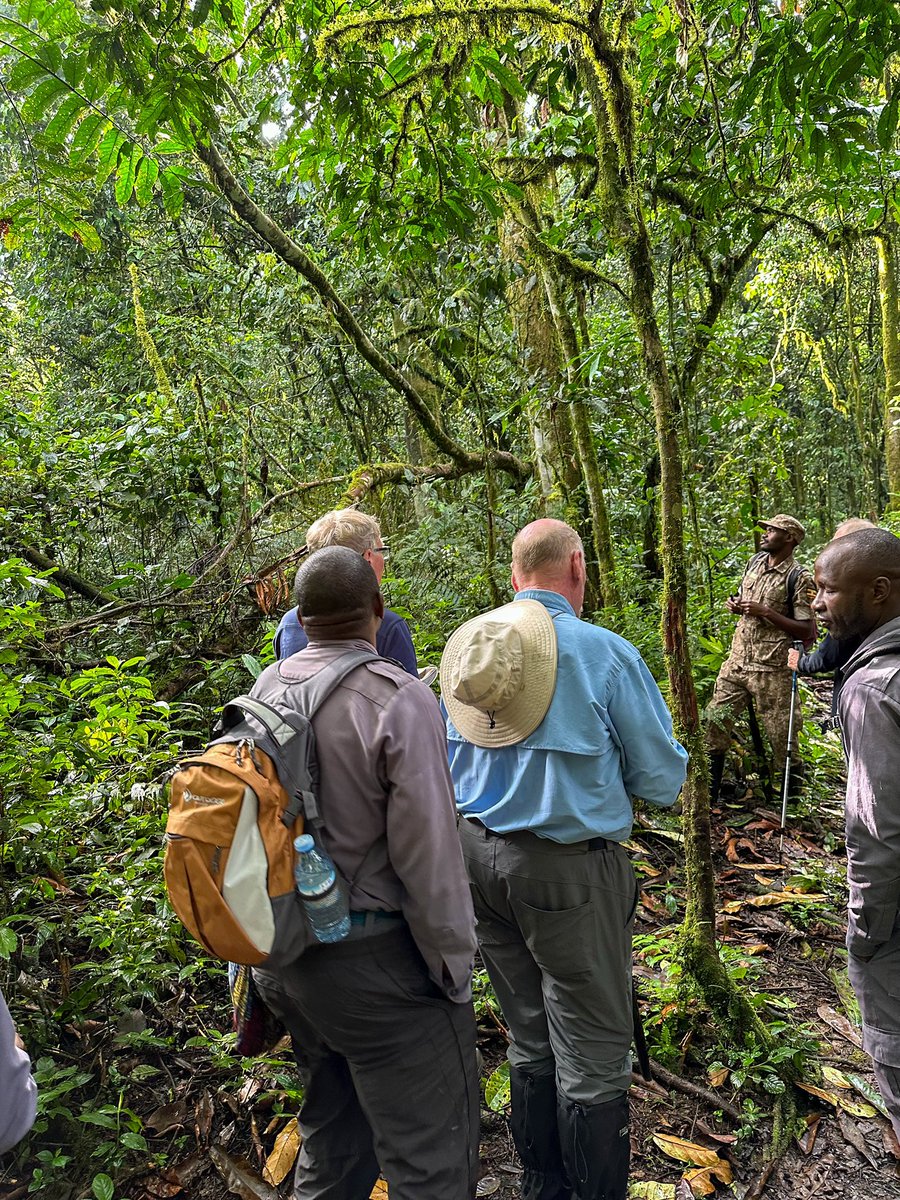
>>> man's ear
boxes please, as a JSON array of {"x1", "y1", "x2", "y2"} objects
[
  {"x1": 374, "y1": 592, "x2": 385, "y2": 620},
  {"x1": 511, "y1": 569, "x2": 521, "y2": 593},
  {"x1": 873, "y1": 576, "x2": 892, "y2": 603},
  {"x1": 296, "y1": 605, "x2": 304, "y2": 629},
  {"x1": 571, "y1": 548, "x2": 586, "y2": 582}
]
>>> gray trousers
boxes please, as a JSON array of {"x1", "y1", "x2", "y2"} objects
[
  {"x1": 848, "y1": 926, "x2": 900, "y2": 1141},
  {"x1": 459, "y1": 819, "x2": 637, "y2": 1103},
  {"x1": 253, "y1": 926, "x2": 479, "y2": 1200}
]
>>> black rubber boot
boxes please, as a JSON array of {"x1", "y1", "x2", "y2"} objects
[
  {"x1": 508, "y1": 1065, "x2": 571, "y2": 1200},
  {"x1": 709, "y1": 752, "x2": 726, "y2": 805},
  {"x1": 559, "y1": 1094, "x2": 630, "y2": 1200}
]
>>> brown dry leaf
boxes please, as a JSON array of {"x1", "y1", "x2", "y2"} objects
[
  {"x1": 133, "y1": 1175, "x2": 183, "y2": 1198},
  {"x1": 682, "y1": 1168, "x2": 715, "y2": 1198},
  {"x1": 744, "y1": 891, "x2": 825, "y2": 908},
  {"x1": 821, "y1": 1066, "x2": 853, "y2": 1090},
  {"x1": 675, "y1": 1182, "x2": 694, "y2": 1200},
  {"x1": 836, "y1": 1109, "x2": 878, "y2": 1168},
  {"x1": 883, "y1": 1124, "x2": 900, "y2": 1161},
  {"x1": 146, "y1": 1100, "x2": 189, "y2": 1135},
  {"x1": 208, "y1": 1146, "x2": 280, "y2": 1200},
  {"x1": 250, "y1": 1114, "x2": 264, "y2": 1165},
  {"x1": 195, "y1": 1091, "x2": 215, "y2": 1145},
  {"x1": 628, "y1": 1185, "x2": 677, "y2": 1199},
  {"x1": 262, "y1": 1118, "x2": 301, "y2": 1187},
  {"x1": 732, "y1": 862, "x2": 782, "y2": 871},
  {"x1": 796, "y1": 1081, "x2": 841, "y2": 1106},
  {"x1": 684, "y1": 1155, "x2": 733, "y2": 1196},
  {"x1": 816, "y1": 1003, "x2": 863, "y2": 1049},
  {"x1": 725, "y1": 837, "x2": 758, "y2": 863},
  {"x1": 651, "y1": 1134, "x2": 722, "y2": 1169},
  {"x1": 694, "y1": 1119, "x2": 737, "y2": 1146},
  {"x1": 635, "y1": 861, "x2": 662, "y2": 878},
  {"x1": 736, "y1": 943, "x2": 769, "y2": 955},
  {"x1": 797, "y1": 1115, "x2": 820, "y2": 1155},
  {"x1": 170, "y1": 1153, "x2": 210, "y2": 1187},
  {"x1": 707, "y1": 1067, "x2": 729, "y2": 1088},
  {"x1": 369, "y1": 1181, "x2": 389, "y2": 1198},
  {"x1": 721, "y1": 900, "x2": 743, "y2": 914},
  {"x1": 640, "y1": 891, "x2": 669, "y2": 916},
  {"x1": 238, "y1": 1078, "x2": 263, "y2": 1105},
  {"x1": 476, "y1": 1178, "x2": 500, "y2": 1196}
]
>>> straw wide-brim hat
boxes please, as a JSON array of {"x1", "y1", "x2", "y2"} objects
[{"x1": 440, "y1": 599, "x2": 558, "y2": 748}]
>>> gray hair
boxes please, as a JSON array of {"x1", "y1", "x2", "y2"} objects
[{"x1": 306, "y1": 509, "x2": 381, "y2": 555}]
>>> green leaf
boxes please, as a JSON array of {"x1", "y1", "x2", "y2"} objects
[
  {"x1": 43, "y1": 93, "x2": 85, "y2": 145},
  {"x1": 152, "y1": 138, "x2": 188, "y2": 155},
  {"x1": 91, "y1": 1174, "x2": 114, "y2": 1200},
  {"x1": 6, "y1": 56, "x2": 48, "y2": 93},
  {"x1": 120, "y1": 1130, "x2": 147, "y2": 1151},
  {"x1": 134, "y1": 155, "x2": 159, "y2": 206},
  {"x1": 479, "y1": 53, "x2": 526, "y2": 100},
  {"x1": 0, "y1": 927, "x2": 17, "y2": 959},
  {"x1": 159, "y1": 167, "x2": 185, "y2": 218},
  {"x1": 115, "y1": 143, "x2": 143, "y2": 205},
  {"x1": 95, "y1": 127, "x2": 126, "y2": 187},
  {"x1": 71, "y1": 113, "x2": 109, "y2": 165},
  {"x1": 241, "y1": 653, "x2": 263, "y2": 679},
  {"x1": 21, "y1": 76, "x2": 69, "y2": 124},
  {"x1": 484, "y1": 1062, "x2": 510, "y2": 1112},
  {"x1": 877, "y1": 95, "x2": 900, "y2": 150},
  {"x1": 72, "y1": 220, "x2": 102, "y2": 252}
]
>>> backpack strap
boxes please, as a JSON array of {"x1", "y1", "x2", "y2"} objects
[
  {"x1": 784, "y1": 564, "x2": 800, "y2": 622},
  {"x1": 220, "y1": 696, "x2": 301, "y2": 744}
]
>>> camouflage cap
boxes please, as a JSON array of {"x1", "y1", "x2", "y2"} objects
[{"x1": 758, "y1": 514, "x2": 805, "y2": 543}]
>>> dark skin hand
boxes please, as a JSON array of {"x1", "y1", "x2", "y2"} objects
[{"x1": 727, "y1": 525, "x2": 817, "y2": 643}]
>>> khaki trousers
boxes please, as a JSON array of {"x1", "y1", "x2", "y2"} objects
[{"x1": 705, "y1": 660, "x2": 801, "y2": 767}]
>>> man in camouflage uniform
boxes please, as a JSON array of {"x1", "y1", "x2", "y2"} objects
[{"x1": 706, "y1": 514, "x2": 816, "y2": 801}]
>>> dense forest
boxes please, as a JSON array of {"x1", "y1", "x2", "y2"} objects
[{"x1": 3, "y1": 0, "x2": 900, "y2": 1195}]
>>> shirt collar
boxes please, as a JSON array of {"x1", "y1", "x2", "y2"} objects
[
  {"x1": 760, "y1": 554, "x2": 796, "y2": 575},
  {"x1": 514, "y1": 588, "x2": 577, "y2": 617}
]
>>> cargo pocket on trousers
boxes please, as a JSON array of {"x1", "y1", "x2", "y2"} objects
[{"x1": 510, "y1": 898, "x2": 595, "y2": 979}]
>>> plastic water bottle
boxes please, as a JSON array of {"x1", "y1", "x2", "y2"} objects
[{"x1": 293, "y1": 835, "x2": 350, "y2": 943}]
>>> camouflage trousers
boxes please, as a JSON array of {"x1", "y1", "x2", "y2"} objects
[{"x1": 705, "y1": 660, "x2": 801, "y2": 768}]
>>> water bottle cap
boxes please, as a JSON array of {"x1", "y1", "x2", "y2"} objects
[{"x1": 294, "y1": 834, "x2": 315, "y2": 853}]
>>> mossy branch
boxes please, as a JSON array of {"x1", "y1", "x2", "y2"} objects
[
  {"x1": 342, "y1": 459, "x2": 480, "y2": 505},
  {"x1": 318, "y1": 1, "x2": 591, "y2": 59},
  {"x1": 196, "y1": 137, "x2": 529, "y2": 482},
  {"x1": 129, "y1": 262, "x2": 174, "y2": 399}
]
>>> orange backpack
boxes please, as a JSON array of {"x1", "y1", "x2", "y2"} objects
[{"x1": 164, "y1": 650, "x2": 378, "y2": 967}]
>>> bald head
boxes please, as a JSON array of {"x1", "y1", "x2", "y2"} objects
[
  {"x1": 293, "y1": 545, "x2": 383, "y2": 643},
  {"x1": 813, "y1": 528, "x2": 900, "y2": 641},
  {"x1": 511, "y1": 519, "x2": 586, "y2": 613},
  {"x1": 833, "y1": 517, "x2": 876, "y2": 539}
]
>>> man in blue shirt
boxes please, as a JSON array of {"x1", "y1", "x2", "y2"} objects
[
  {"x1": 274, "y1": 509, "x2": 418, "y2": 675},
  {"x1": 441, "y1": 519, "x2": 687, "y2": 1200}
]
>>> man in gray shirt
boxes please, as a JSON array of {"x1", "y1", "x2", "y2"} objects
[
  {"x1": 813, "y1": 528, "x2": 900, "y2": 1139},
  {"x1": 250, "y1": 547, "x2": 479, "y2": 1199},
  {"x1": 0, "y1": 987, "x2": 36, "y2": 1154}
]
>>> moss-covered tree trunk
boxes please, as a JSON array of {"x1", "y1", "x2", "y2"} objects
[{"x1": 876, "y1": 232, "x2": 900, "y2": 508}]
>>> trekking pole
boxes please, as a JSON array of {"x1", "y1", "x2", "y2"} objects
[{"x1": 779, "y1": 640, "x2": 804, "y2": 856}]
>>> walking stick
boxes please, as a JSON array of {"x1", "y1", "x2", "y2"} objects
[{"x1": 779, "y1": 640, "x2": 805, "y2": 856}]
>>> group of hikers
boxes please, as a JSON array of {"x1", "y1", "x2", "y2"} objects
[
  {"x1": 241, "y1": 507, "x2": 900, "y2": 1199},
  {"x1": 4, "y1": 506, "x2": 900, "y2": 1200}
]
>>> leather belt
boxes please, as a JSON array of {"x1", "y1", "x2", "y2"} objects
[{"x1": 467, "y1": 816, "x2": 610, "y2": 852}]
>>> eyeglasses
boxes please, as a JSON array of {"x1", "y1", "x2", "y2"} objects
[{"x1": 371, "y1": 545, "x2": 390, "y2": 559}]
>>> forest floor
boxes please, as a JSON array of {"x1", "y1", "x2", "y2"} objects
[{"x1": 4, "y1": 680, "x2": 900, "y2": 1200}]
